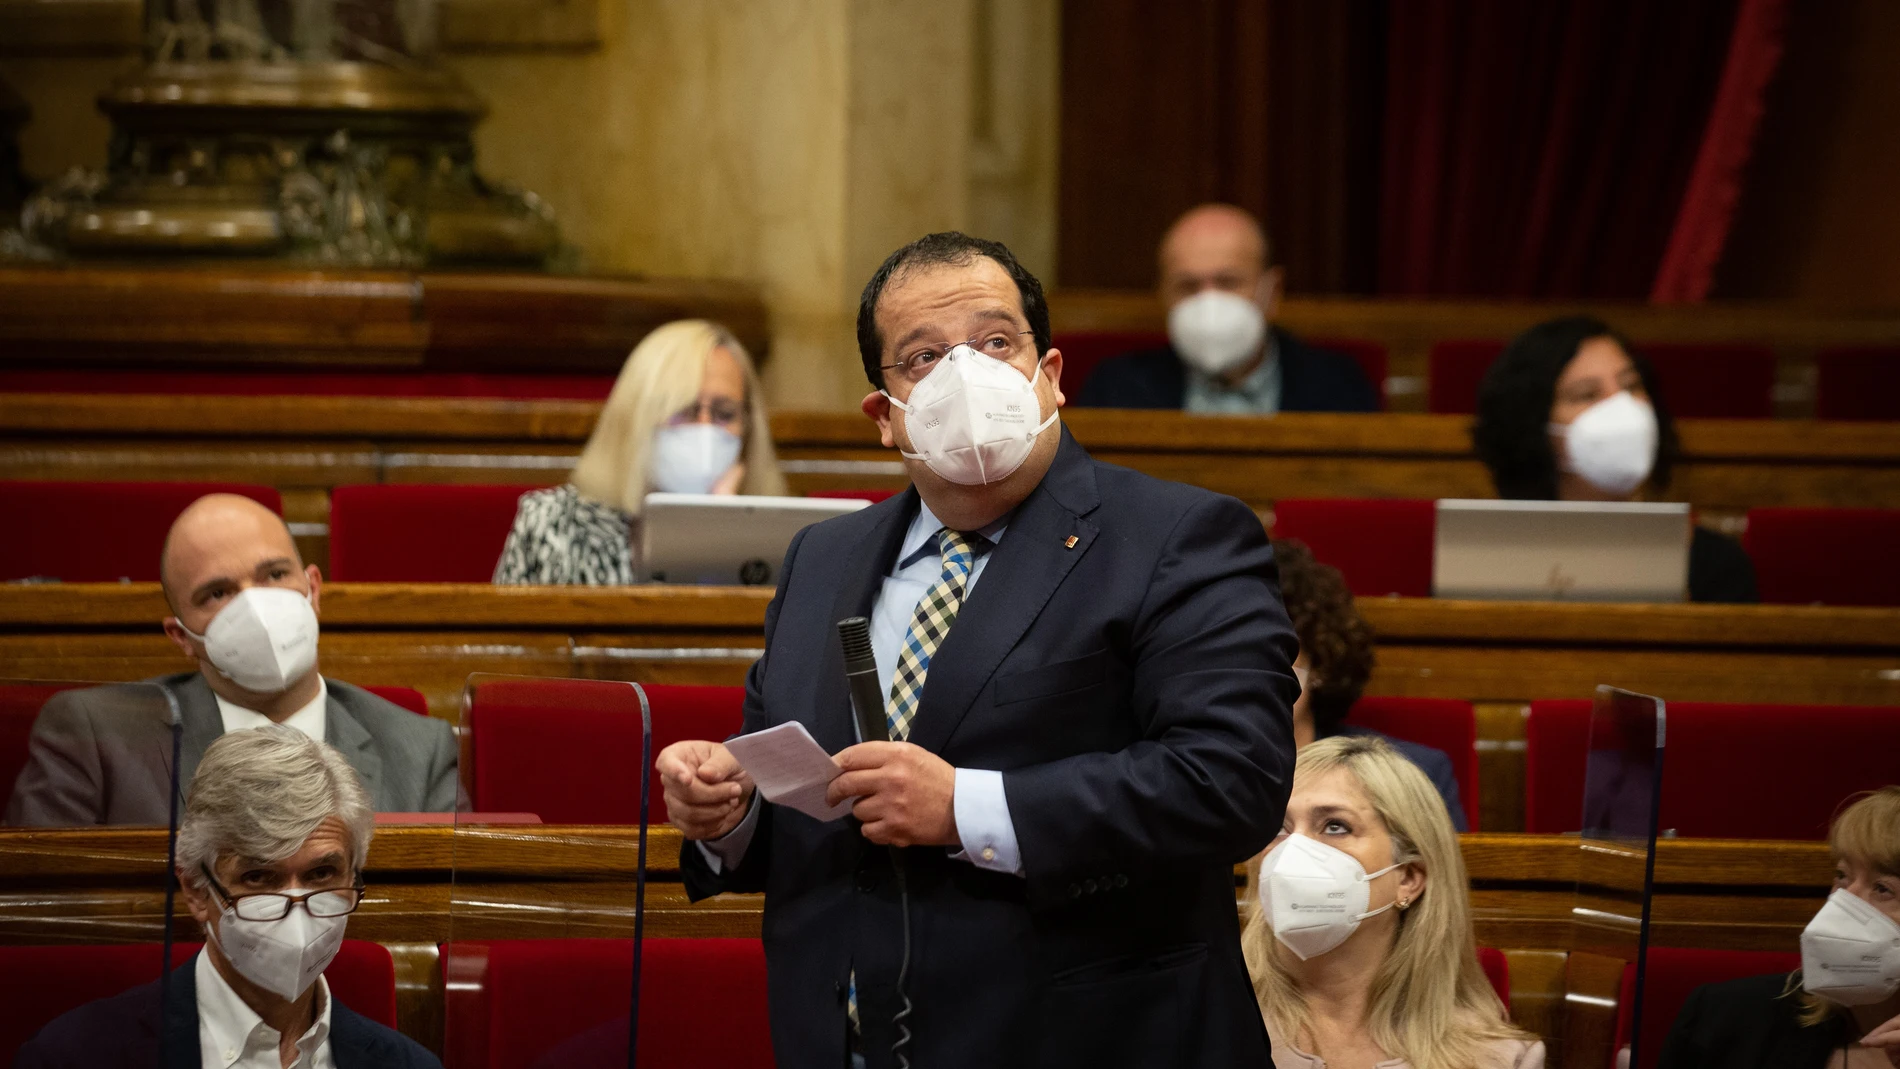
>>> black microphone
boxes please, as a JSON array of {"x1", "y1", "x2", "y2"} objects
[{"x1": 838, "y1": 616, "x2": 889, "y2": 744}]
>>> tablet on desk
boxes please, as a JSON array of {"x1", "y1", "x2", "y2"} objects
[
  {"x1": 1432, "y1": 499, "x2": 1691, "y2": 602},
  {"x1": 643, "y1": 493, "x2": 871, "y2": 586}
]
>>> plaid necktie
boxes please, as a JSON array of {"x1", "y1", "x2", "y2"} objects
[
  {"x1": 848, "y1": 527, "x2": 984, "y2": 1043},
  {"x1": 885, "y1": 528, "x2": 982, "y2": 742}
]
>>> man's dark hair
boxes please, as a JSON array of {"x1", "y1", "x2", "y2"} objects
[
  {"x1": 856, "y1": 232, "x2": 1052, "y2": 389},
  {"x1": 1272, "y1": 539, "x2": 1373, "y2": 736},
  {"x1": 1470, "y1": 315, "x2": 1680, "y2": 500}
]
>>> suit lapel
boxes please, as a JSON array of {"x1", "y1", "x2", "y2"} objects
[
  {"x1": 326, "y1": 689, "x2": 383, "y2": 805},
  {"x1": 810, "y1": 491, "x2": 918, "y2": 753},
  {"x1": 172, "y1": 675, "x2": 225, "y2": 795},
  {"x1": 905, "y1": 431, "x2": 1102, "y2": 756}
]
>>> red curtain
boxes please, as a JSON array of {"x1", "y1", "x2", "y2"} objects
[{"x1": 1378, "y1": 0, "x2": 1754, "y2": 298}]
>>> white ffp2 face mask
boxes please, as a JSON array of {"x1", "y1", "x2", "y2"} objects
[
  {"x1": 883, "y1": 344, "x2": 1059, "y2": 486},
  {"x1": 1551, "y1": 391, "x2": 1658, "y2": 497},
  {"x1": 649, "y1": 422, "x2": 744, "y2": 495},
  {"x1": 1168, "y1": 290, "x2": 1267, "y2": 377},
  {"x1": 1260, "y1": 833, "x2": 1404, "y2": 960},
  {"x1": 211, "y1": 899, "x2": 349, "y2": 1001},
  {"x1": 1800, "y1": 888, "x2": 1900, "y2": 1006},
  {"x1": 180, "y1": 586, "x2": 319, "y2": 695}
]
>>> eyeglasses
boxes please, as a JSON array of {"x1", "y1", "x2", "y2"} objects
[
  {"x1": 666, "y1": 399, "x2": 748, "y2": 427},
  {"x1": 202, "y1": 864, "x2": 365, "y2": 921},
  {"x1": 880, "y1": 330, "x2": 1036, "y2": 385}
]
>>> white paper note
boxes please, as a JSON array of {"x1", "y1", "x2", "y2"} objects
[{"x1": 723, "y1": 721, "x2": 854, "y2": 822}]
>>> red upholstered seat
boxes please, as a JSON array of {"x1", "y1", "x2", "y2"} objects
[
  {"x1": 361, "y1": 685, "x2": 430, "y2": 717},
  {"x1": 1272, "y1": 499, "x2": 1436, "y2": 598},
  {"x1": 1477, "y1": 946, "x2": 1511, "y2": 1012},
  {"x1": 0, "y1": 481, "x2": 282, "y2": 583},
  {"x1": 1744, "y1": 507, "x2": 1900, "y2": 606},
  {"x1": 328, "y1": 484, "x2": 538, "y2": 583},
  {"x1": 1629, "y1": 947, "x2": 1801, "y2": 1069},
  {"x1": 1526, "y1": 699, "x2": 1900, "y2": 838},
  {"x1": 0, "y1": 940, "x2": 397, "y2": 1056},
  {"x1": 1050, "y1": 330, "x2": 1168, "y2": 397},
  {"x1": 1427, "y1": 340, "x2": 1506, "y2": 415},
  {"x1": 1347, "y1": 697, "x2": 1480, "y2": 831},
  {"x1": 1815, "y1": 346, "x2": 1900, "y2": 421},
  {"x1": 807, "y1": 489, "x2": 902, "y2": 505},
  {"x1": 442, "y1": 938, "x2": 773, "y2": 1069},
  {"x1": 467, "y1": 680, "x2": 743, "y2": 824},
  {"x1": 1429, "y1": 339, "x2": 1776, "y2": 419},
  {"x1": 0, "y1": 683, "x2": 82, "y2": 803},
  {"x1": 0, "y1": 370, "x2": 618, "y2": 399}
]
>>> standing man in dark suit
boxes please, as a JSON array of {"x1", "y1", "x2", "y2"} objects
[
  {"x1": 1075, "y1": 203, "x2": 1380, "y2": 413},
  {"x1": 658, "y1": 232, "x2": 1297, "y2": 1069},
  {"x1": 5, "y1": 494, "x2": 458, "y2": 825}
]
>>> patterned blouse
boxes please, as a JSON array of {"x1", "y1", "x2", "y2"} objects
[{"x1": 492, "y1": 484, "x2": 645, "y2": 585}]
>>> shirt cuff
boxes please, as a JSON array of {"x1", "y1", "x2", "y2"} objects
[
  {"x1": 695, "y1": 791, "x2": 762, "y2": 874},
  {"x1": 950, "y1": 768, "x2": 1023, "y2": 876}
]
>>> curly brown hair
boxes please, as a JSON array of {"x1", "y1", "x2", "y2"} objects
[{"x1": 1274, "y1": 539, "x2": 1375, "y2": 734}]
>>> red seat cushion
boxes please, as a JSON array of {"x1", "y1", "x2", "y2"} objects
[
  {"x1": 1641, "y1": 343, "x2": 1777, "y2": 420},
  {"x1": 1428, "y1": 340, "x2": 1506, "y2": 415},
  {"x1": 1527, "y1": 699, "x2": 1900, "y2": 838},
  {"x1": 467, "y1": 680, "x2": 743, "y2": 824},
  {"x1": 0, "y1": 370, "x2": 618, "y2": 399},
  {"x1": 1272, "y1": 499, "x2": 1435, "y2": 598},
  {"x1": 1308, "y1": 337, "x2": 1389, "y2": 409},
  {"x1": 1051, "y1": 330, "x2": 1168, "y2": 397},
  {"x1": 443, "y1": 938, "x2": 773, "y2": 1069},
  {"x1": 0, "y1": 481, "x2": 283, "y2": 583},
  {"x1": 1348, "y1": 697, "x2": 1480, "y2": 831},
  {"x1": 0, "y1": 683, "x2": 83, "y2": 803},
  {"x1": 1631, "y1": 947, "x2": 1801, "y2": 1069},
  {"x1": 328, "y1": 484, "x2": 539, "y2": 583},
  {"x1": 1477, "y1": 946, "x2": 1511, "y2": 1012},
  {"x1": 1744, "y1": 507, "x2": 1900, "y2": 606},
  {"x1": 1815, "y1": 346, "x2": 1900, "y2": 421},
  {"x1": 0, "y1": 939, "x2": 396, "y2": 1056},
  {"x1": 360, "y1": 685, "x2": 430, "y2": 717}
]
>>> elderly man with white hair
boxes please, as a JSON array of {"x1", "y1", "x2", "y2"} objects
[{"x1": 15, "y1": 725, "x2": 441, "y2": 1069}]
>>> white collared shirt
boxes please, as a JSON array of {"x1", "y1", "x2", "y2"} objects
[
  {"x1": 196, "y1": 950, "x2": 336, "y2": 1069},
  {"x1": 214, "y1": 679, "x2": 327, "y2": 743}
]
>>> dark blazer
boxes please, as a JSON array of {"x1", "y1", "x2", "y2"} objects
[
  {"x1": 683, "y1": 430, "x2": 1298, "y2": 1069},
  {"x1": 1073, "y1": 327, "x2": 1380, "y2": 412},
  {"x1": 1327, "y1": 724, "x2": 1468, "y2": 832},
  {"x1": 1656, "y1": 972, "x2": 1845, "y2": 1069},
  {"x1": 1689, "y1": 528, "x2": 1759, "y2": 604},
  {"x1": 12, "y1": 953, "x2": 441, "y2": 1069},
  {"x1": 5, "y1": 673, "x2": 459, "y2": 826}
]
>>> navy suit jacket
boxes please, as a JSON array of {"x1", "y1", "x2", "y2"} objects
[
  {"x1": 682, "y1": 429, "x2": 1298, "y2": 1069},
  {"x1": 13, "y1": 953, "x2": 441, "y2": 1069},
  {"x1": 1074, "y1": 327, "x2": 1380, "y2": 412}
]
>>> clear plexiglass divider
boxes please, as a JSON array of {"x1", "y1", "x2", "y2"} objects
[
  {"x1": 447, "y1": 674, "x2": 658, "y2": 1069},
  {"x1": 1, "y1": 679, "x2": 185, "y2": 1064}
]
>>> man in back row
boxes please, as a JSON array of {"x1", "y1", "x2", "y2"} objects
[
  {"x1": 1076, "y1": 203, "x2": 1380, "y2": 413},
  {"x1": 5, "y1": 493, "x2": 458, "y2": 825}
]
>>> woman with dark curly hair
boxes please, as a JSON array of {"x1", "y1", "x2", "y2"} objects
[
  {"x1": 1276, "y1": 539, "x2": 1467, "y2": 830},
  {"x1": 1470, "y1": 316, "x2": 1756, "y2": 603}
]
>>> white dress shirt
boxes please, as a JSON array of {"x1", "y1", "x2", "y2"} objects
[
  {"x1": 214, "y1": 679, "x2": 327, "y2": 743},
  {"x1": 196, "y1": 950, "x2": 335, "y2": 1069},
  {"x1": 701, "y1": 501, "x2": 1026, "y2": 876}
]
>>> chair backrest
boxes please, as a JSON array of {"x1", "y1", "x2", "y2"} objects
[
  {"x1": 1477, "y1": 946, "x2": 1511, "y2": 1012},
  {"x1": 467, "y1": 680, "x2": 744, "y2": 824},
  {"x1": 1347, "y1": 697, "x2": 1481, "y2": 831},
  {"x1": 442, "y1": 938, "x2": 773, "y2": 1069},
  {"x1": 0, "y1": 939, "x2": 396, "y2": 1058},
  {"x1": 328, "y1": 484, "x2": 540, "y2": 582},
  {"x1": 0, "y1": 481, "x2": 283, "y2": 583},
  {"x1": 1815, "y1": 346, "x2": 1900, "y2": 421},
  {"x1": 1744, "y1": 507, "x2": 1900, "y2": 606},
  {"x1": 1050, "y1": 330, "x2": 1168, "y2": 397},
  {"x1": 1428, "y1": 339, "x2": 1777, "y2": 419},
  {"x1": 0, "y1": 683, "x2": 83, "y2": 803},
  {"x1": 1308, "y1": 337, "x2": 1390, "y2": 409},
  {"x1": 1631, "y1": 947, "x2": 1801, "y2": 1069},
  {"x1": 361, "y1": 685, "x2": 431, "y2": 717},
  {"x1": 1526, "y1": 699, "x2": 1900, "y2": 838},
  {"x1": 1427, "y1": 340, "x2": 1506, "y2": 415},
  {"x1": 1272, "y1": 499, "x2": 1436, "y2": 598}
]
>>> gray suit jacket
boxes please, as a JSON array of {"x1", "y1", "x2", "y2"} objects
[{"x1": 4, "y1": 672, "x2": 459, "y2": 826}]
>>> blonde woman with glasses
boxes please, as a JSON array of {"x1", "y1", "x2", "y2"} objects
[
  {"x1": 1245, "y1": 735, "x2": 1542, "y2": 1068},
  {"x1": 494, "y1": 320, "x2": 787, "y2": 585}
]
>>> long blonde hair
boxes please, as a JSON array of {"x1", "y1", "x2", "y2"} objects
[
  {"x1": 1793, "y1": 786, "x2": 1900, "y2": 1026},
  {"x1": 569, "y1": 319, "x2": 787, "y2": 515},
  {"x1": 1243, "y1": 736, "x2": 1529, "y2": 1068}
]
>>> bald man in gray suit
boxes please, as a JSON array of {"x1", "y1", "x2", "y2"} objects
[{"x1": 5, "y1": 494, "x2": 457, "y2": 826}]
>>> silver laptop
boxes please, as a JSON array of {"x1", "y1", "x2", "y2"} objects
[
  {"x1": 642, "y1": 493, "x2": 870, "y2": 586},
  {"x1": 1432, "y1": 499, "x2": 1691, "y2": 602}
]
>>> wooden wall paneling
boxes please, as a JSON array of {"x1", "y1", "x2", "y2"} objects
[
  {"x1": 1558, "y1": 949, "x2": 1630, "y2": 1069},
  {"x1": 387, "y1": 942, "x2": 444, "y2": 1057},
  {"x1": 1475, "y1": 702, "x2": 1530, "y2": 834},
  {"x1": 1501, "y1": 949, "x2": 1571, "y2": 1048}
]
